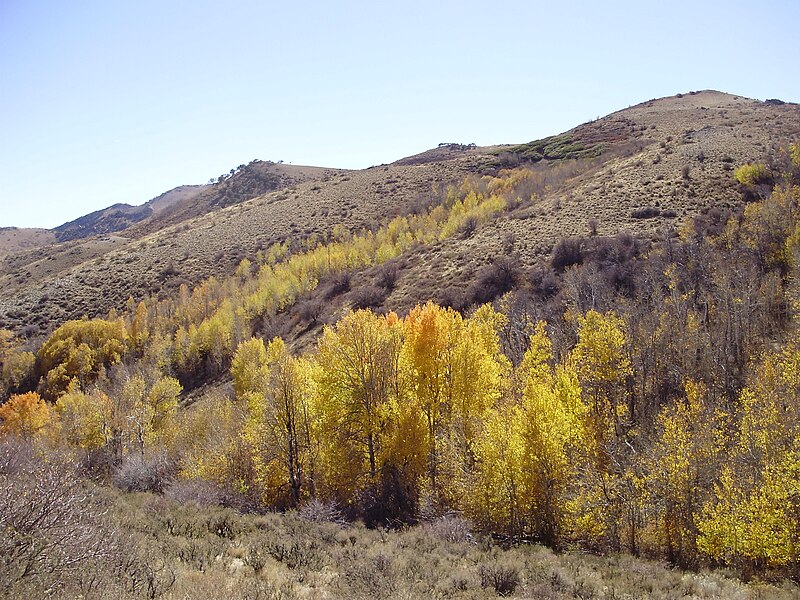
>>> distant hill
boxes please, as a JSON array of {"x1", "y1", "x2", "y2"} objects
[
  {"x1": 125, "y1": 160, "x2": 343, "y2": 237},
  {"x1": 5, "y1": 159, "x2": 333, "y2": 250},
  {"x1": 51, "y1": 184, "x2": 215, "y2": 242},
  {"x1": 53, "y1": 202, "x2": 156, "y2": 242},
  {"x1": 0, "y1": 227, "x2": 57, "y2": 257}
]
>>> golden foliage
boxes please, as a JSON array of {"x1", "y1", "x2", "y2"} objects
[
  {"x1": 734, "y1": 162, "x2": 770, "y2": 186},
  {"x1": 0, "y1": 391, "x2": 50, "y2": 437}
]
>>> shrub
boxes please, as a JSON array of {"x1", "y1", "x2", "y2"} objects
[
  {"x1": 0, "y1": 437, "x2": 119, "y2": 596},
  {"x1": 551, "y1": 237, "x2": 584, "y2": 272},
  {"x1": 424, "y1": 513, "x2": 474, "y2": 544},
  {"x1": 439, "y1": 287, "x2": 467, "y2": 312},
  {"x1": 460, "y1": 215, "x2": 478, "y2": 238},
  {"x1": 324, "y1": 272, "x2": 351, "y2": 298},
  {"x1": 478, "y1": 560, "x2": 521, "y2": 596},
  {"x1": 298, "y1": 298, "x2": 324, "y2": 324},
  {"x1": 298, "y1": 498, "x2": 346, "y2": 524},
  {"x1": 342, "y1": 550, "x2": 397, "y2": 598},
  {"x1": 734, "y1": 163, "x2": 771, "y2": 186},
  {"x1": 113, "y1": 451, "x2": 176, "y2": 493},
  {"x1": 375, "y1": 261, "x2": 400, "y2": 290},
  {"x1": 163, "y1": 478, "x2": 229, "y2": 507},
  {"x1": 631, "y1": 206, "x2": 661, "y2": 219},
  {"x1": 464, "y1": 256, "x2": 520, "y2": 306},
  {"x1": 529, "y1": 266, "x2": 560, "y2": 299},
  {"x1": 501, "y1": 232, "x2": 517, "y2": 254},
  {"x1": 350, "y1": 285, "x2": 387, "y2": 310}
]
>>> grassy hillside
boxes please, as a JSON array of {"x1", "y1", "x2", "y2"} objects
[
  {"x1": 1, "y1": 91, "x2": 797, "y2": 340},
  {"x1": 0, "y1": 154, "x2": 481, "y2": 336},
  {"x1": 0, "y1": 227, "x2": 57, "y2": 257}
]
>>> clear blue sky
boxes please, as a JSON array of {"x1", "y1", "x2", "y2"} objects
[{"x1": 1, "y1": 0, "x2": 798, "y2": 228}]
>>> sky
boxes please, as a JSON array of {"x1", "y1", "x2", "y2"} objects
[{"x1": 1, "y1": 0, "x2": 799, "y2": 229}]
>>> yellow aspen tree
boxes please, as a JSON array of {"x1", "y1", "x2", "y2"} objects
[
  {"x1": 0, "y1": 330, "x2": 35, "y2": 398},
  {"x1": 520, "y1": 358, "x2": 585, "y2": 546},
  {"x1": 469, "y1": 402, "x2": 525, "y2": 533},
  {"x1": 467, "y1": 322, "x2": 585, "y2": 543},
  {"x1": 402, "y1": 302, "x2": 461, "y2": 502},
  {"x1": 379, "y1": 377, "x2": 428, "y2": 519},
  {"x1": 0, "y1": 391, "x2": 50, "y2": 438},
  {"x1": 38, "y1": 318, "x2": 128, "y2": 399},
  {"x1": 226, "y1": 337, "x2": 271, "y2": 498},
  {"x1": 314, "y1": 309, "x2": 403, "y2": 507},
  {"x1": 484, "y1": 322, "x2": 586, "y2": 544},
  {"x1": 142, "y1": 330, "x2": 174, "y2": 373},
  {"x1": 171, "y1": 326, "x2": 193, "y2": 376},
  {"x1": 147, "y1": 376, "x2": 182, "y2": 443},
  {"x1": 51, "y1": 383, "x2": 109, "y2": 450},
  {"x1": 440, "y1": 304, "x2": 511, "y2": 510},
  {"x1": 127, "y1": 300, "x2": 150, "y2": 355},
  {"x1": 450, "y1": 304, "x2": 510, "y2": 458},
  {"x1": 174, "y1": 391, "x2": 245, "y2": 487},
  {"x1": 231, "y1": 337, "x2": 270, "y2": 401},
  {"x1": 248, "y1": 338, "x2": 316, "y2": 507},
  {"x1": 571, "y1": 309, "x2": 635, "y2": 552},
  {"x1": 697, "y1": 341, "x2": 800, "y2": 570},
  {"x1": 117, "y1": 374, "x2": 151, "y2": 458},
  {"x1": 572, "y1": 310, "x2": 631, "y2": 432},
  {"x1": 643, "y1": 380, "x2": 720, "y2": 566}
]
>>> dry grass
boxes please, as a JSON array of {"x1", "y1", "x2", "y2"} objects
[
  {"x1": 0, "y1": 227, "x2": 56, "y2": 257},
  {"x1": 22, "y1": 486, "x2": 793, "y2": 599},
  {"x1": 383, "y1": 92, "x2": 800, "y2": 314}
]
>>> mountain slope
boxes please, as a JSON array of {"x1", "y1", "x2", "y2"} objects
[
  {"x1": 125, "y1": 160, "x2": 341, "y2": 237},
  {"x1": 1, "y1": 91, "x2": 798, "y2": 338},
  {"x1": 336, "y1": 91, "x2": 800, "y2": 318}
]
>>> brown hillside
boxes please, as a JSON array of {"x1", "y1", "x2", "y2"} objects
[
  {"x1": 0, "y1": 156, "x2": 483, "y2": 335},
  {"x1": 0, "y1": 228, "x2": 57, "y2": 257},
  {"x1": 1, "y1": 91, "x2": 798, "y2": 338},
  {"x1": 125, "y1": 161, "x2": 339, "y2": 237},
  {"x1": 383, "y1": 91, "x2": 800, "y2": 314}
]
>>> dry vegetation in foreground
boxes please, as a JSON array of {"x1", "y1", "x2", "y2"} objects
[
  {"x1": 103, "y1": 493, "x2": 800, "y2": 600},
  {"x1": 2, "y1": 439, "x2": 797, "y2": 600}
]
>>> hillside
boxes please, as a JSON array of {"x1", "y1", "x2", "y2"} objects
[
  {"x1": 383, "y1": 91, "x2": 800, "y2": 312},
  {"x1": 0, "y1": 159, "x2": 330, "y2": 258},
  {"x1": 0, "y1": 153, "x2": 483, "y2": 335},
  {"x1": 3, "y1": 90, "x2": 797, "y2": 340},
  {"x1": 125, "y1": 160, "x2": 342, "y2": 237},
  {"x1": 0, "y1": 227, "x2": 57, "y2": 256},
  {"x1": 25, "y1": 159, "x2": 332, "y2": 245}
]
